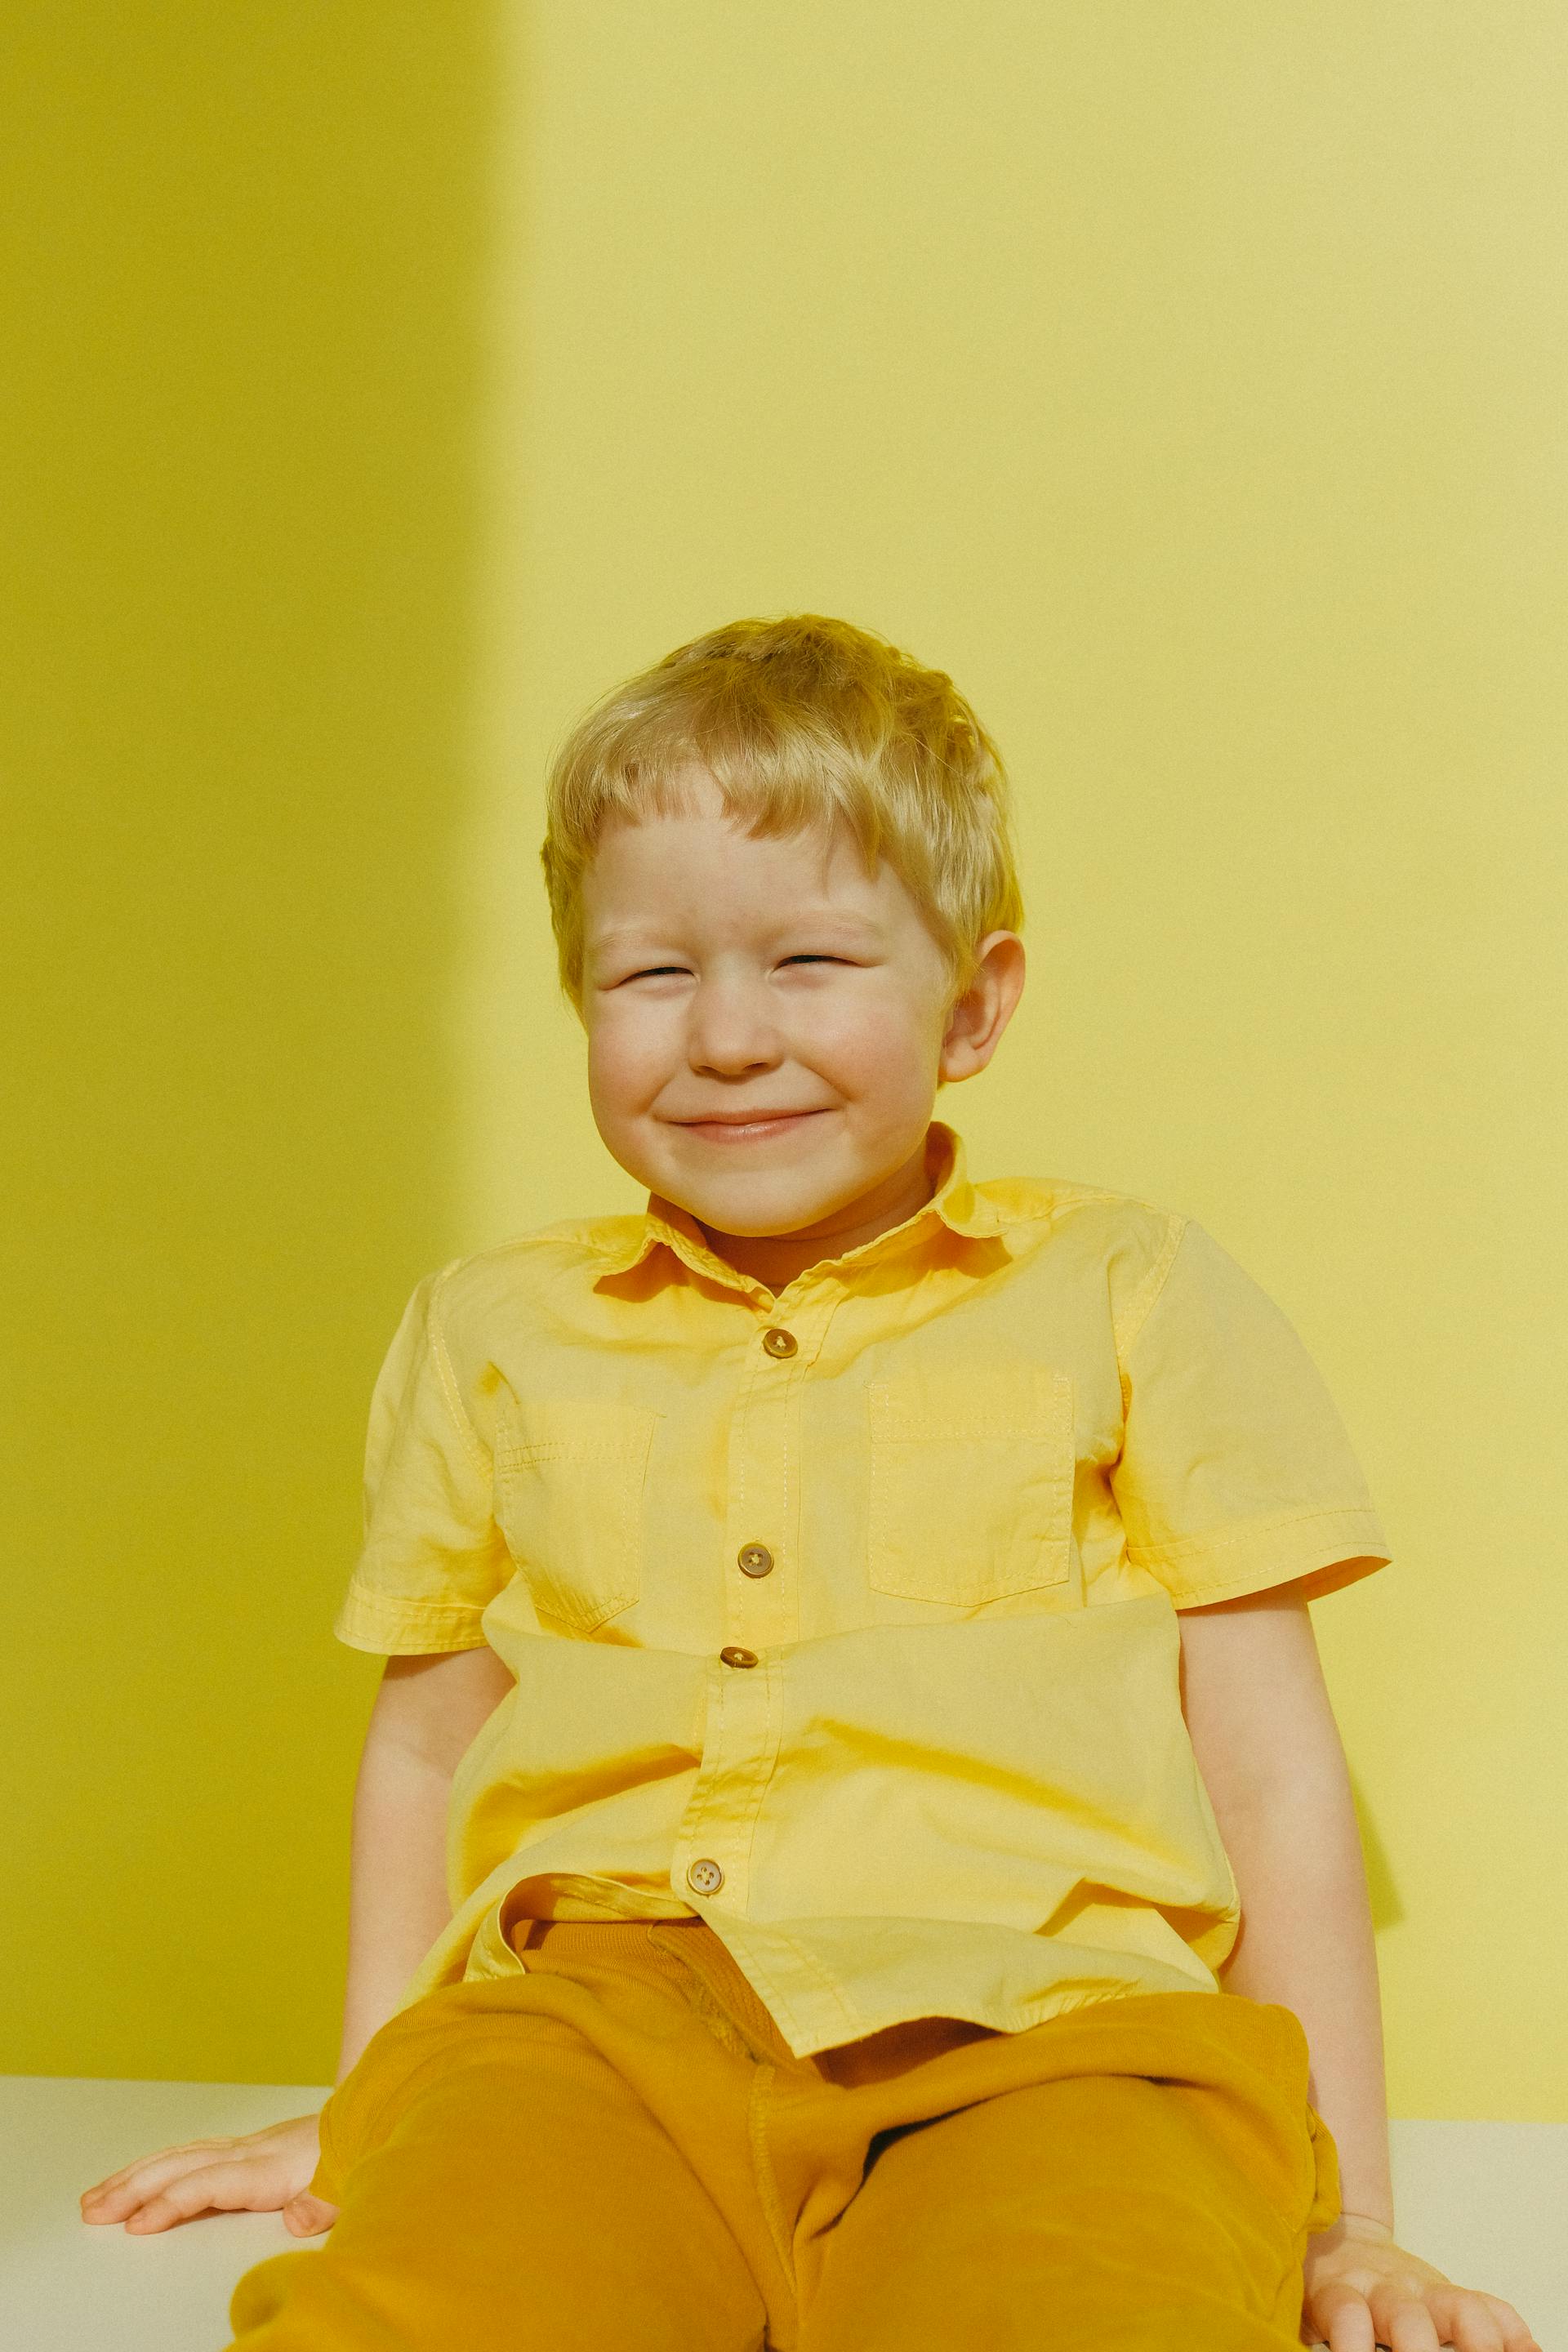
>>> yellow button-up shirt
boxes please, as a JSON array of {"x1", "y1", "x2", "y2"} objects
[{"x1": 334, "y1": 1120, "x2": 1391, "y2": 2058}]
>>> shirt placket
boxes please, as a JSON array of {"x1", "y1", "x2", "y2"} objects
[
  {"x1": 723, "y1": 1279, "x2": 836, "y2": 1650},
  {"x1": 672, "y1": 1277, "x2": 841, "y2": 1915}
]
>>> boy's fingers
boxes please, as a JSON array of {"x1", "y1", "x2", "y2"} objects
[
  {"x1": 82, "y1": 2145, "x2": 239, "y2": 2216},
  {"x1": 1423, "y1": 2300, "x2": 1503, "y2": 2352},
  {"x1": 123, "y1": 2159, "x2": 280, "y2": 2232},
  {"x1": 1421, "y1": 2287, "x2": 1510, "y2": 2352},
  {"x1": 1305, "y1": 2281, "x2": 1375, "y2": 2350},
  {"x1": 1362, "y1": 2285, "x2": 1442, "y2": 2352},
  {"x1": 282, "y1": 2194, "x2": 339, "y2": 2236},
  {"x1": 1471, "y1": 2292, "x2": 1542, "y2": 2351},
  {"x1": 82, "y1": 2140, "x2": 233, "y2": 2203}
]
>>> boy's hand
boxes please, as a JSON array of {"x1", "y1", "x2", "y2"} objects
[
  {"x1": 1301, "y1": 2215, "x2": 1543, "y2": 2351},
  {"x1": 78, "y1": 2113, "x2": 336, "y2": 2236}
]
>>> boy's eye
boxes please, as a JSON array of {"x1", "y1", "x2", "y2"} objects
[{"x1": 621, "y1": 956, "x2": 847, "y2": 981}]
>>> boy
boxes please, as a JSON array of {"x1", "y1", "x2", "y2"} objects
[{"x1": 83, "y1": 617, "x2": 1539, "y2": 2351}]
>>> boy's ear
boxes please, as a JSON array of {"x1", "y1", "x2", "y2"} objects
[{"x1": 940, "y1": 932, "x2": 1025, "y2": 1081}]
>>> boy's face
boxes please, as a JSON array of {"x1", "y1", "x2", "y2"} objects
[{"x1": 578, "y1": 764, "x2": 1023, "y2": 1261}]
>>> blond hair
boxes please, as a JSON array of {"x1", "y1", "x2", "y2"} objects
[{"x1": 540, "y1": 612, "x2": 1025, "y2": 1018}]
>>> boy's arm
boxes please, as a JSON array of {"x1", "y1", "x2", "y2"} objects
[
  {"x1": 1174, "y1": 1584, "x2": 1394, "y2": 2229},
  {"x1": 1176, "y1": 1591, "x2": 1540, "y2": 2351},
  {"x1": 336, "y1": 1646, "x2": 516, "y2": 2085}
]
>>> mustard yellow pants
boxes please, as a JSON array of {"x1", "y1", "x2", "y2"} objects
[{"x1": 228, "y1": 1917, "x2": 1340, "y2": 2350}]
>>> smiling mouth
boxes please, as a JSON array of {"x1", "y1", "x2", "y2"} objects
[{"x1": 675, "y1": 1109, "x2": 828, "y2": 1134}]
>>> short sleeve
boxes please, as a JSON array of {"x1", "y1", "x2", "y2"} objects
[
  {"x1": 332, "y1": 1264, "x2": 513, "y2": 1655},
  {"x1": 1109, "y1": 1217, "x2": 1392, "y2": 1608}
]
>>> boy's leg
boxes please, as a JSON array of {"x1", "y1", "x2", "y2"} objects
[
  {"x1": 226, "y1": 1934, "x2": 776, "y2": 2352},
  {"x1": 782, "y1": 1990, "x2": 1336, "y2": 2352},
  {"x1": 800, "y1": 2065, "x2": 1307, "y2": 2350}
]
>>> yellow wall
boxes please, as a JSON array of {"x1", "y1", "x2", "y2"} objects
[
  {"x1": 464, "y1": 4, "x2": 1568, "y2": 2122},
  {"x1": 1, "y1": 7, "x2": 499, "y2": 2080},
  {"x1": 6, "y1": 6, "x2": 1564, "y2": 2117}
]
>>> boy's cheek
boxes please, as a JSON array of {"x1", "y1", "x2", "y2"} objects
[
  {"x1": 585, "y1": 985, "x2": 937, "y2": 1126},
  {"x1": 586, "y1": 1016, "x2": 668, "y2": 1116}
]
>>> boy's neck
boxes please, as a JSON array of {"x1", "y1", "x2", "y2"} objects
[{"x1": 692, "y1": 1133, "x2": 939, "y2": 1297}]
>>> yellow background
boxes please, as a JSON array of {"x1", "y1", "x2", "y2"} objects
[{"x1": 3, "y1": 6, "x2": 1563, "y2": 2118}]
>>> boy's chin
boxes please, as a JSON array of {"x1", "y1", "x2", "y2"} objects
[{"x1": 652, "y1": 1158, "x2": 853, "y2": 1238}]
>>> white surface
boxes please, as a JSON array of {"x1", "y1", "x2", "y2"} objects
[
  {"x1": 0, "y1": 2077, "x2": 1561, "y2": 2350},
  {"x1": 0, "y1": 2077, "x2": 330, "y2": 2352}
]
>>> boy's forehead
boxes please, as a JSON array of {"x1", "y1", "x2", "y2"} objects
[{"x1": 585, "y1": 804, "x2": 884, "y2": 927}]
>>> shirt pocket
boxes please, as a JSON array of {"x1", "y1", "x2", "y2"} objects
[
  {"x1": 866, "y1": 1362, "x2": 1076, "y2": 1606},
  {"x1": 493, "y1": 1396, "x2": 659, "y2": 1634}
]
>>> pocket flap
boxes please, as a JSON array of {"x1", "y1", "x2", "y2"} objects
[{"x1": 867, "y1": 1361, "x2": 1076, "y2": 1607}]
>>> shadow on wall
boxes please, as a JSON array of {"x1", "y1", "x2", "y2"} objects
[
  {"x1": 1, "y1": 6, "x2": 501, "y2": 2082},
  {"x1": 1352, "y1": 1776, "x2": 1404, "y2": 1933}
]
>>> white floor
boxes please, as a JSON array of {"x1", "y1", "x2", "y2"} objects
[{"x1": 1, "y1": 2076, "x2": 1562, "y2": 2351}]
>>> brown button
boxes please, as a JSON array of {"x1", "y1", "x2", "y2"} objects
[
  {"x1": 719, "y1": 1645, "x2": 760, "y2": 1669},
  {"x1": 686, "y1": 1857, "x2": 724, "y2": 1895},
  {"x1": 737, "y1": 1543, "x2": 774, "y2": 1578},
  {"x1": 762, "y1": 1326, "x2": 798, "y2": 1358}
]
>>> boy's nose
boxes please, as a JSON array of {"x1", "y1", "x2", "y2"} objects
[{"x1": 685, "y1": 984, "x2": 786, "y2": 1073}]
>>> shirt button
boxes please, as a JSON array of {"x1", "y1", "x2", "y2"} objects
[
  {"x1": 687, "y1": 1857, "x2": 724, "y2": 1895},
  {"x1": 737, "y1": 1543, "x2": 774, "y2": 1578},
  {"x1": 761, "y1": 1326, "x2": 798, "y2": 1357},
  {"x1": 719, "y1": 1645, "x2": 760, "y2": 1668}
]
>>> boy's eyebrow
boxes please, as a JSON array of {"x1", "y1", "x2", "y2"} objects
[{"x1": 589, "y1": 908, "x2": 885, "y2": 954}]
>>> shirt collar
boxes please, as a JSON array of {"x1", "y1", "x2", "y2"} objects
[{"x1": 588, "y1": 1119, "x2": 1013, "y2": 1298}]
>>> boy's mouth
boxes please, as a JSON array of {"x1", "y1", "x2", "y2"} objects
[{"x1": 675, "y1": 1109, "x2": 830, "y2": 1141}]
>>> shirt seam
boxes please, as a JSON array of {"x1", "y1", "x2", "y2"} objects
[
  {"x1": 427, "y1": 1260, "x2": 490, "y2": 1479},
  {"x1": 737, "y1": 1925, "x2": 868, "y2": 2043},
  {"x1": 335, "y1": 1627, "x2": 491, "y2": 1656},
  {"x1": 1126, "y1": 1502, "x2": 1387, "y2": 1566},
  {"x1": 334, "y1": 1586, "x2": 491, "y2": 1652},
  {"x1": 339, "y1": 1583, "x2": 488, "y2": 1623},
  {"x1": 1165, "y1": 1549, "x2": 1389, "y2": 1610},
  {"x1": 1111, "y1": 1209, "x2": 1188, "y2": 1374}
]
